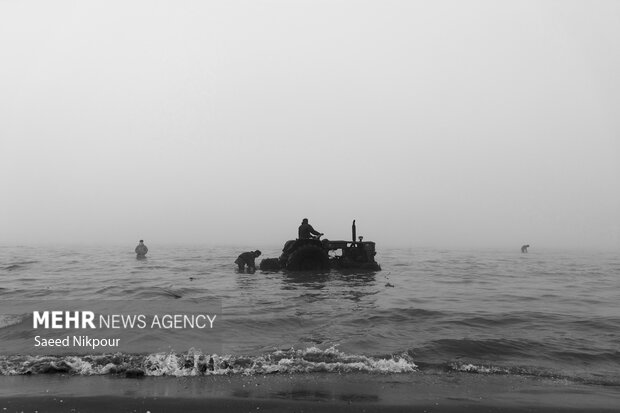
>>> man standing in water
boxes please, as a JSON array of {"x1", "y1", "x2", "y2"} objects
[
  {"x1": 135, "y1": 240, "x2": 148, "y2": 258},
  {"x1": 298, "y1": 218, "x2": 323, "y2": 239}
]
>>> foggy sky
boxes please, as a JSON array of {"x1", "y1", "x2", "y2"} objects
[{"x1": 1, "y1": 0, "x2": 619, "y2": 250}]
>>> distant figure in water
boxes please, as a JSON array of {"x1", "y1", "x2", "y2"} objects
[
  {"x1": 521, "y1": 244, "x2": 530, "y2": 253},
  {"x1": 235, "y1": 250, "x2": 261, "y2": 273},
  {"x1": 298, "y1": 218, "x2": 323, "y2": 239},
  {"x1": 135, "y1": 240, "x2": 148, "y2": 258}
]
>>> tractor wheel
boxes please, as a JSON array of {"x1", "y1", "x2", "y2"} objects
[
  {"x1": 286, "y1": 244, "x2": 330, "y2": 271},
  {"x1": 259, "y1": 258, "x2": 282, "y2": 271}
]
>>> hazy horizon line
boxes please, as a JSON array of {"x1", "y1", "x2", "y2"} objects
[{"x1": 0, "y1": 241, "x2": 615, "y2": 254}]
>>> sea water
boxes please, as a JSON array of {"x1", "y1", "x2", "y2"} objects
[{"x1": 1, "y1": 245, "x2": 619, "y2": 387}]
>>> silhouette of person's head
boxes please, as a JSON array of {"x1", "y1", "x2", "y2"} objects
[{"x1": 302, "y1": 218, "x2": 308, "y2": 224}]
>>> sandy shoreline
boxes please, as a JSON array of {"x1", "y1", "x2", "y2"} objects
[{"x1": 1, "y1": 372, "x2": 619, "y2": 412}]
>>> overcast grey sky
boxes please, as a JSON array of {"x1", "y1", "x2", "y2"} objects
[{"x1": 1, "y1": 0, "x2": 619, "y2": 250}]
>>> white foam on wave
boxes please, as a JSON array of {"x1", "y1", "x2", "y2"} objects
[
  {"x1": 452, "y1": 362, "x2": 509, "y2": 374},
  {"x1": 0, "y1": 314, "x2": 27, "y2": 329},
  {"x1": 141, "y1": 347, "x2": 417, "y2": 376},
  {"x1": 0, "y1": 347, "x2": 418, "y2": 377}
]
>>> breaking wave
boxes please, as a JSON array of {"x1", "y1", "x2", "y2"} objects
[
  {"x1": 0, "y1": 346, "x2": 417, "y2": 377},
  {"x1": 0, "y1": 314, "x2": 27, "y2": 329}
]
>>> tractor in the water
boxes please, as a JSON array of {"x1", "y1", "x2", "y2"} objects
[{"x1": 259, "y1": 220, "x2": 381, "y2": 272}]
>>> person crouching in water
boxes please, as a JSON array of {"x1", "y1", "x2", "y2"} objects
[{"x1": 235, "y1": 250, "x2": 261, "y2": 273}]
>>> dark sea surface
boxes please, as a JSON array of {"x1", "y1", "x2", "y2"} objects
[{"x1": 1, "y1": 245, "x2": 619, "y2": 388}]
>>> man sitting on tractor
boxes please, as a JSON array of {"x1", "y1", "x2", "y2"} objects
[{"x1": 298, "y1": 218, "x2": 323, "y2": 239}]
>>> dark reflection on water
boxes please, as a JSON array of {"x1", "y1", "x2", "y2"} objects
[
  {"x1": 281, "y1": 270, "x2": 331, "y2": 287},
  {"x1": 272, "y1": 390, "x2": 333, "y2": 401},
  {"x1": 271, "y1": 389, "x2": 380, "y2": 403}
]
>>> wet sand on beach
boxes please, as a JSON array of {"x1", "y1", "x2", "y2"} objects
[{"x1": 2, "y1": 372, "x2": 619, "y2": 413}]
